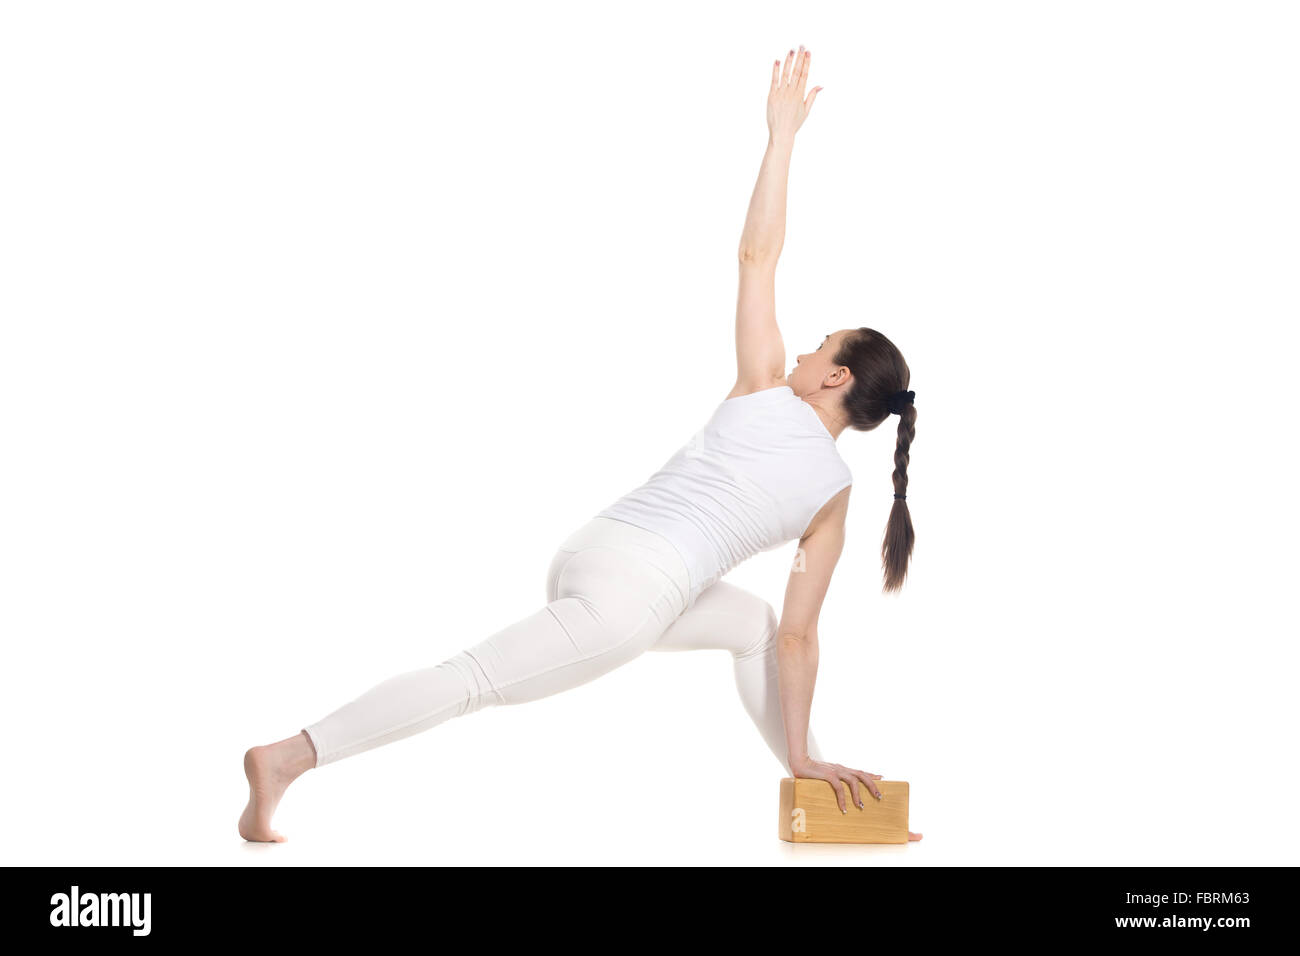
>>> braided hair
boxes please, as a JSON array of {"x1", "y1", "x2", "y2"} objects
[{"x1": 831, "y1": 328, "x2": 916, "y2": 593}]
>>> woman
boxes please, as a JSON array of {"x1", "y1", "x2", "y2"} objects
[{"x1": 239, "y1": 45, "x2": 921, "y2": 843}]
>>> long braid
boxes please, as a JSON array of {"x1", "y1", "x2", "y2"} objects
[
  {"x1": 831, "y1": 327, "x2": 917, "y2": 593},
  {"x1": 882, "y1": 403, "x2": 916, "y2": 592}
]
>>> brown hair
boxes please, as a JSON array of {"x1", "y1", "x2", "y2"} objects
[{"x1": 832, "y1": 327, "x2": 916, "y2": 592}]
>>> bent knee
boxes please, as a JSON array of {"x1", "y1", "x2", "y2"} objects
[{"x1": 736, "y1": 599, "x2": 780, "y2": 661}]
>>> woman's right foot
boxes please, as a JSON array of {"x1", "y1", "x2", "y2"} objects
[{"x1": 238, "y1": 732, "x2": 317, "y2": 842}]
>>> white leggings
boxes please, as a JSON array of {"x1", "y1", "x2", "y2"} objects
[{"x1": 301, "y1": 516, "x2": 824, "y2": 773}]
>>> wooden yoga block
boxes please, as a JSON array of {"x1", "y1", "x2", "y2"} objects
[{"x1": 779, "y1": 777, "x2": 910, "y2": 843}]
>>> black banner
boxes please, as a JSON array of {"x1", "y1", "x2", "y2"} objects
[{"x1": 7, "y1": 865, "x2": 1287, "y2": 943}]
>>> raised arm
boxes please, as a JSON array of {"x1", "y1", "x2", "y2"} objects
[{"x1": 728, "y1": 47, "x2": 823, "y2": 401}]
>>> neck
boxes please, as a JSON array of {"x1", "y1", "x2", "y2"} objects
[{"x1": 803, "y1": 393, "x2": 849, "y2": 440}]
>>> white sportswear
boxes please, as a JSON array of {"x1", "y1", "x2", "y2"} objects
[
  {"x1": 300, "y1": 386, "x2": 848, "y2": 773},
  {"x1": 598, "y1": 385, "x2": 853, "y2": 609},
  {"x1": 303, "y1": 516, "x2": 825, "y2": 772}
]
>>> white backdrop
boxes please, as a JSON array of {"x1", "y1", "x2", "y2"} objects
[{"x1": 2, "y1": 0, "x2": 1296, "y2": 866}]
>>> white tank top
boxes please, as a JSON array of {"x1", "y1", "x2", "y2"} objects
[{"x1": 596, "y1": 385, "x2": 853, "y2": 609}]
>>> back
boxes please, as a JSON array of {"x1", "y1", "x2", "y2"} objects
[{"x1": 596, "y1": 385, "x2": 852, "y2": 608}]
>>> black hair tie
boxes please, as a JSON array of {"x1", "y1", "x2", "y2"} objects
[
  {"x1": 894, "y1": 493, "x2": 906, "y2": 499},
  {"x1": 886, "y1": 389, "x2": 916, "y2": 415}
]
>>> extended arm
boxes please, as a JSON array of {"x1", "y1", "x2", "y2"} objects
[
  {"x1": 729, "y1": 48, "x2": 822, "y2": 400},
  {"x1": 775, "y1": 486, "x2": 885, "y2": 812},
  {"x1": 730, "y1": 142, "x2": 790, "y2": 396},
  {"x1": 776, "y1": 485, "x2": 848, "y2": 768}
]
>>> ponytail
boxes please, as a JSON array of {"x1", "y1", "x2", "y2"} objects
[
  {"x1": 830, "y1": 327, "x2": 917, "y2": 593},
  {"x1": 881, "y1": 403, "x2": 916, "y2": 593}
]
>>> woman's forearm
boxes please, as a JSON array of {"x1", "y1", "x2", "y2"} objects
[
  {"x1": 737, "y1": 135, "x2": 795, "y2": 262},
  {"x1": 777, "y1": 631, "x2": 818, "y2": 767}
]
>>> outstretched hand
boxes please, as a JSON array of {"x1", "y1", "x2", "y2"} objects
[{"x1": 767, "y1": 45, "x2": 822, "y2": 144}]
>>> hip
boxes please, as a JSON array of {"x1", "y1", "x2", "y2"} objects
[{"x1": 552, "y1": 516, "x2": 693, "y2": 610}]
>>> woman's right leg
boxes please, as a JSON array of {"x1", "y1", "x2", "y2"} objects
[{"x1": 648, "y1": 579, "x2": 826, "y2": 774}]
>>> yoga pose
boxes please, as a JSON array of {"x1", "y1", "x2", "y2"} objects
[{"x1": 240, "y1": 45, "x2": 922, "y2": 843}]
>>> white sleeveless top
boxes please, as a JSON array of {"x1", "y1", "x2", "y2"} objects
[{"x1": 596, "y1": 385, "x2": 852, "y2": 609}]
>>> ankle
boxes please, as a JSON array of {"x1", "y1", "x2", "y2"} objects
[{"x1": 269, "y1": 732, "x2": 317, "y2": 776}]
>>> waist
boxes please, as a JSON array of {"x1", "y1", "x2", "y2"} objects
[{"x1": 596, "y1": 499, "x2": 769, "y2": 602}]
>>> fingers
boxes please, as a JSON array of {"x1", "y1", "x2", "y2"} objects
[
  {"x1": 844, "y1": 772, "x2": 864, "y2": 810},
  {"x1": 771, "y1": 58, "x2": 780, "y2": 91},
  {"x1": 780, "y1": 47, "x2": 811, "y2": 88},
  {"x1": 825, "y1": 775, "x2": 848, "y2": 813},
  {"x1": 807, "y1": 763, "x2": 885, "y2": 814},
  {"x1": 853, "y1": 770, "x2": 883, "y2": 801},
  {"x1": 830, "y1": 766, "x2": 866, "y2": 813},
  {"x1": 804, "y1": 85, "x2": 822, "y2": 114},
  {"x1": 908, "y1": 831, "x2": 923, "y2": 842}
]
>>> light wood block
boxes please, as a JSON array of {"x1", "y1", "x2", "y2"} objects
[{"x1": 779, "y1": 777, "x2": 910, "y2": 843}]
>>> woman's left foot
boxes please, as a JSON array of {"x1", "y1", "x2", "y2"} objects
[{"x1": 238, "y1": 733, "x2": 316, "y2": 842}]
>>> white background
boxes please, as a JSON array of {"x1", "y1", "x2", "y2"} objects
[{"x1": 2, "y1": 0, "x2": 1296, "y2": 866}]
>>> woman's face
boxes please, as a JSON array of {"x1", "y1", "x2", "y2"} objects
[{"x1": 788, "y1": 328, "x2": 853, "y2": 398}]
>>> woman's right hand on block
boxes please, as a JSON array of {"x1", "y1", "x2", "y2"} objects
[{"x1": 790, "y1": 755, "x2": 883, "y2": 812}]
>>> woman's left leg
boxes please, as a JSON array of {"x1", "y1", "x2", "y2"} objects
[
  {"x1": 648, "y1": 580, "x2": 825, "y2": 774},
  {"x1": 238, "y1": 516, "x2": 690, "y2": 842}
]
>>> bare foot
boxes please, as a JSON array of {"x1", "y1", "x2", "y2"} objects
[
  {"x1": 238, "y1": 731, "x2": 317, "y2": 842},
  {"x1": 909, "y1": 830, "x2": 923, "y2": 841}
]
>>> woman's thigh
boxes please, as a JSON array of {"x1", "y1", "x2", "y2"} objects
[
  {"x1": 477, "y1": 543, "x2": 686, "y2": 705},
  {"x1": 649, "y1": 580, "x2": 777, "y2": 658}
]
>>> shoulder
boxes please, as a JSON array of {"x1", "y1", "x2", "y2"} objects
[{"x1": 725, "y1": 376, "x2": 789, "y2": 402}]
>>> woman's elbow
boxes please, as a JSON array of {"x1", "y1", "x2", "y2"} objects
[{"x1": 778, "y1": 629, "x2": 817, "y2": 650}]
